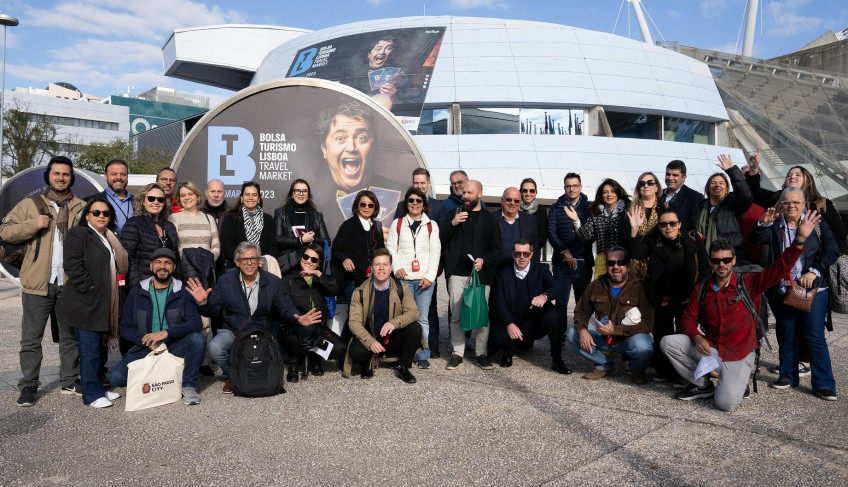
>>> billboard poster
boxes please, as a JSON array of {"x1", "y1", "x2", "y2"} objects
[
  {"x1": 172, "y1": 79, "x2": 425, "y2": 240},
  {"x1": 286, "y1": 27, "x2": 446, "y2": 131}
]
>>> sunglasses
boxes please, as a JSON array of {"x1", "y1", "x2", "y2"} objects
[
  {"x1": 302, "y1": 254, "x2": 320, "y2": 264},
  {"x1": 521, "y1": 188, "x2": 536, "y2": 194},
  {"x1": 359, "y1": 202, "x2": 375, "y2": 209},
  {"x1": 407, "y1": 197, "x2": 424, "y2": 204},
  {"x1": 658, "y1": 221, "x2": 680, "y2": 229},
  {"x1": 637, "y1": 180, "x2": 657, "y2": 188},
  {"x1": 513, "y1": 251, "x2": 532, "y2": 258},
  {"x1": 710, "y1": 257, "x2": 734, "y2": 265},
  {"x1": 89, "y1": 210, "x2": 111, "y2": 218},
  {"x1": 606, "y1": 259, "x2": 628, "y2": 267},
  {"x1": 503, "y1": 198, "x2": 520, "y2": 204},
  {"x1": 146, "y1": 196, "x2": 166, "y2": 203}
]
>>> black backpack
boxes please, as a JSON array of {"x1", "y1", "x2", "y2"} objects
[{"x1": 228, "y1": 327, "x2": 286, "y2": 397}]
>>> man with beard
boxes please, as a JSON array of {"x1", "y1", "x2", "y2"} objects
[
  {"x1": 108, "y1": 248, "x2": 205, "y2": 406},
  {"x1": 88, "y1": 159, "x2": 133, "y2": 233},
  {"x1": 441, "y1": 180, "x2": 501, "y2": 370},
  {"x1": 1, "y1": 156, "x2": 86, "y2": 407},
  {"x1": 157, "y1": 167, "x2": 182, "y2": 214},
  {"x1": 567, "y1": 247, "x2": 654, "y2": 384}
]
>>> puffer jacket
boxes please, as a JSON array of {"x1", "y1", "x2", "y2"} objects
[
  {"x1": 690, "y1": 165, "x2": 753, "y2": 262},
  {"x1": 386, "y1": 214, "x2": 441, "y2": 283},
  {"x1": 120, "y1": 214, "x2": 180, "y2": 287},
  {"x1": 548, "y1": 193, "x2": 592, "y2": 266},
  {"x1": 0, "y1": 194, "x2": 86, "y2": 296}
]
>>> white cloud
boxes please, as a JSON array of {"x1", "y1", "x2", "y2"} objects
[
  {"x1": 448, "y1": 0, "x2": 508, "y2": 10},
  {"x1": 707, "y1": 41, "x2": 741, "y2": 55},
  {"x1": 8, "y1": 62, "x2": 169, "y2": 93},
  {"x1": 50, "y1": 39, "x2": 162, "y2": 70}
]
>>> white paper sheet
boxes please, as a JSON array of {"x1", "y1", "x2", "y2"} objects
[
  {"x1": 309, "y1": 341, "x2": 334, "y2": 361},
  {"x1": 694, "y1": 351, "x2": 721, "y2": 379}
]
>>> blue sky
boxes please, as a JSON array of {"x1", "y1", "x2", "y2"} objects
[{"x1": 2, "y1": 0, "x2": 845, "y2": 104}]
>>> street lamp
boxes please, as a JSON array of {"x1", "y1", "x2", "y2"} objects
[{"x1": 0, "y1": 12, "x2": 19, "y2": 189}]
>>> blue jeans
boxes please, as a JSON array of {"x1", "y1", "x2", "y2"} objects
[
  {"x1": 110, "y1": 332, "x2": 205, "y2": 388},
  {"x1": 404, "y1": 279, "x2": 435, "y2": 361},
  {"x1": 566, "y1": 327, "x2": 653, "y2": 371},
  {"x1": 772, "y1": 288, "x2": 835, "y2": 391},
  {"x1": 207, "y1": 329, "x2": 236, "y2": 376},
  {"x1": 552, "y1": 260, "x2": 592, "y2": 311},
  {"x1": 73, "y1": 328, "x2": 105, "y2": 405}
]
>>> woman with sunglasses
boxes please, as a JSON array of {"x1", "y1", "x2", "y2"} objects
[
  {"x1": 221, "y1": 181, "x2": 278, "y2": 268},
  {"x1": 279, "y1": 242, "x2": 346, "y2": 382},
  {"x1": 628, "y1": 208, "x2": 710, "y2": 383},
  {"x1": 332, "y1": 190, "x2": 386, "y2": 296},
  {"x1": 58, "y1": 197, "x2": 127, "y2": 408},
  {"x1": 564, "y1": 178, "x2": 631, "y2": 277},
  {"x1": 749, "y1": 188, "x2": 839, "y2": 400},
  {"x1": 519, "y1": 178, "x2": 548, "y2": 253},
  {"x1": 387, "y1": 187, "x2": 441, "y2": 369},
  {"x1": 622, "y1": 172, "x2": 663, "y2": 280},
  {"x1": 691, "y1": 154, "x2": 754, "y2": 264},
  {"x1": 120, "y1": 183, "x2": 179, "y2": 287},
  {"x1": 274, "y1": 179, "x2": 330, "y2": 274}
]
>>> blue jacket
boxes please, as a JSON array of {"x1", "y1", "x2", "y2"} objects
[
  {"x1": 547, "y1": 193, "x2": 592, "y2": 266},
  {"x1": 198, "y1": 268, "x2": 299, "y2": 334},
  {"x1": 119, "y1": 277, "x2": 202, "y2": 354}
]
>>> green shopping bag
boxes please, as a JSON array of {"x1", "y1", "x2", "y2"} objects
[{"x1": 460, "y1": 268, "x2": 489, "y2": 331}]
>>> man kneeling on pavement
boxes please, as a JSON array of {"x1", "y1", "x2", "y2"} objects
[
  {"x1": 491, "y1": 239, "x2": 570, "y2": 373},
  {"x1": 567, "y1": 246, "x2": 654, "y2": 384},
  {"x1": 109, "y1": 248, "x2": 205, "y2": 405},
  {"x1": 661, "y1": 213, "x2": 815, "y2": 411},
  {"x1": 343, "y1": 248, "x2": 422, "y2": 383}
]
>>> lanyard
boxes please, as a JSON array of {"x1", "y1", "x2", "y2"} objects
[
  {"x1": 107, "y1": 192, "x2": 131, "y2": 221},
  {"x1": 152, "y1": 283, "x2": 171, "y2": 331},
  {"x1": 408, "y1": 217, "x2": 423, "y2": 259}
]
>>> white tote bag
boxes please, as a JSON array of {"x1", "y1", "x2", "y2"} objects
[{"x1": 125, "y1": 344, "x2": 184, "y2": 411}]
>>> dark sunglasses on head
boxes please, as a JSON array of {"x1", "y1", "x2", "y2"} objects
[
  {"x1": 89, "y1": 209, "x2": 111, "y2": 218},
  {"x1": 302, "y1": 254, "x2": 320, "y2": 264},
  {"x1": 658, "y1": 221, "x2": 680, "y2": 229},
  {"x1": 503, "y1": 198, "x2": 520, "y2": 204},
  {"x1": 710, "y1": 257, "x2": 734, "y2": 265},
  {"x1": 606, "y1": 259, "x2": 628, "y2": 267},
  {"x1": 359, "y1": 202, "x2": 375, "y2": 209},
  {"x1": 637, "y1": 180, "x2": 657, "y2": 188},
  {"x1": 513, "y1": 251, "x2": 532, "y2": 258},
  {"x1": 146, "y1": 196, "x2": 166, "y2": 203},
  {"x1": 407, "y1": 197, "x2": 423, "y2": 204},
  {"x1": 521, "y1": 188, "x2": 536, "y2": 194}
]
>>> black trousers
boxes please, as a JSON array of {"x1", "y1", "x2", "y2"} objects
[
  {"x1": 280, "y1": 328, "x2": 347, "y2": 362},
  {"x1": 428, "y1": 280, "x2": 440, "y2": 351},
  {"x1": 349, "y1": 321, "x2": 422, "y2": 369},
  {"x1": 492, "y1": 306, "x2": 564, "y2": 359},
  {"x1": 653, "y1": 299, "x2": 685, "y2": 380}
]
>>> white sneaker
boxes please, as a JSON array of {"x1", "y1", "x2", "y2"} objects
[
  {"x1": 90, "y1": 397, "x2": 113, "y2": 408},
  {"x1": 105, "y1": 391, "x2": 121, "y2": 401}
]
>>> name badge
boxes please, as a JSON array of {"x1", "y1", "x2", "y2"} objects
[
  {"x1": 411, "y1": 260, "x2": 420, "y2": 272},
  {"x1": 117, "y1": 274, "x2": 126, "y2": 287}
]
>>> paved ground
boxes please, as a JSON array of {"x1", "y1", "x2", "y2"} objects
[{"x1": 0, "y1": 276, "x2": 846, "y2": 486}]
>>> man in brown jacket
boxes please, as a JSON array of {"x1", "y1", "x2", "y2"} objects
[
  {"x1": 0, "y1": 156, "x2": 86, "y2": 406},
  {"x1": 567, "y1": 246, "x2": 654, "y2": 384},
  {"x1": 343, "y1": 248, "x2": 421, "y2": 383}
]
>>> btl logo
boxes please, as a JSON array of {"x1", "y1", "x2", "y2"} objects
[
  {"x1": 289, "y1": 48, "x2": 318, "y2": 77},
  {"x1": 208, "y1": 126, "x2": 256, "y2": 184}
]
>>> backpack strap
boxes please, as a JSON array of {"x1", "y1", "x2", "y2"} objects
[
  {"x1": 396, "y1": 218, "x2": 403, "y2": 248},
  {"x1": 734, "y1": 273, "x2": 772, "y2": 351}
]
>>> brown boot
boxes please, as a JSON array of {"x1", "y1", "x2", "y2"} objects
[
  {"x1": 583, "y1": 368, "x2": 613, "y2": 380},
  {"x1": 222, "y1": 378, "x2": 232, "y2": 394}
]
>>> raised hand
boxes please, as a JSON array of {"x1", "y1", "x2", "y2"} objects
[
  {"x1": 796, "y1": 210, "x2": 822, "y2": 241},
  {"x1": 761, "y1": 207, "x2": 780, "y2": 225},
  {"x1": 716, "y1": 154, "x2": 735, "y2": 171},
  {"x1": 185, "y1": 277, "x2": 212, "y2": 304},
  {"x1": 295, "y1": 308, "x2": 322, "y2": 326},
  {"x1": 563, "y1": 204, "x2": 579, "y2": 222},
  {"x1": 748, "y1": 148, "x2": 761, "y2": 173},
  {"x1": 626, "y1": 205, "x2": 644, "y2": 233}
]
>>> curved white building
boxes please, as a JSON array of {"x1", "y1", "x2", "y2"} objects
[{"x1": 164, "y1": 16, "x2": 744, "y2": 201}]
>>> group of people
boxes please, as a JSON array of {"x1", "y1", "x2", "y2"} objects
[{"x1": 2, "y1": 150, "x2": 842, "y2": 412}]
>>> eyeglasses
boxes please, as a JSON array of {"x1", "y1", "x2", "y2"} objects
[
  {"x1": 359, "y1": 202, "x2": 375, "y2": 209},
  {"x1": 606, "y1": 259, "x2": 628, "y2": 267},
  {"x1": 503, "y1": 198, "x2": 520, "y2": 204},
  {"x1": 293, "y1": 188, "x2": 309, "y2": 195},
  {"x1": 146, "y1": 196, "x2": 166, "y2": 203},
  {"x1": 564, "y1": 184, "x2": 581, "y2": 190},
  {"x1": 237, "y1": 256, "x2": 260, "y2": 264},
  {"x1": 658, "y1": 221, "x2": 680, "y2": 229},
  {"x1": 710, "y1": 257, "x2": 734, "y2": 265},
  {"x1": 513, "y1": 251, "x2": 532, "y2": 258},
  {"x1": 451, "y1": 180, "x2": 465, "y2": 187},
  {"x1": 302, "y1": 254, "x2": 320, "y2": 264},
  {"x1": 637, "y1": 180, "x2": 657, "y2": 188},
  {"x1": 407, "y1": 197, "x2": 423, "y2": 204},
  {"x1": 781, "y1": 201, "x2": 804, "y2": 207},
  {"x1": 158, "y1": 177, "x2": 176, "y2": 184},
  {"x1": 521, "y1": 188, "x2": 536, "y2": 194},
  {"x1": 89, "y1": 210, "x2": 111, "y2": 218}
]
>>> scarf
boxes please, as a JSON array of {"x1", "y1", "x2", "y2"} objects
[
  {"x1": 520, "y1": 199, "x2": 539, "y2": 215},
  {"x1": 602, "y1": 199, "x2": 626, "y2": 218},
  {"x1": 242, "y1": 206, "x2": 264, "y2": 246},
  {"x1": 42, "y1": 188, "x2": 73, "y2": 238},
  {"x1": 628, "y1": 205, "x2": 659, "y2": 280},
  {"x1": 104, "y1": 230, "x2": 129, "y2": 343},
  {"x1": 696, "y1": 203, "x2": 720, "y2": 250}
]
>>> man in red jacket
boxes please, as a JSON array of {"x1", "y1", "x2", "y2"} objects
[{"x1": 660, "y1": 210, "x2": 819, "y2": 411}]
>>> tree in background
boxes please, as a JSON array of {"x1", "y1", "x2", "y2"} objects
[
  {"x1": 74, "y1": 139, "x2": 173, "y2": 175},
  {"x1": 1, "y1": 100, "x2": 60, "y2": 177}
]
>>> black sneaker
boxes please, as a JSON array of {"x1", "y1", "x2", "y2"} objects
[
  {"x1": 798, "y1": 363, "x2": 811, "y2": 377},
  {"x1": 743, "y1": 385, "x2": 751, "y2": 399},
  {"x1": 771, "y1": 378, "x2": 792, "y2": 389},
  {"x1": 816, "y1": 389, "x2": 837, "y2": 401},
  {"x1": 551, "y1": 359, "x2": 572, "y2": 375},
  {"x1": 286, "y1": 363, "x2": 299, "y2": 383},
  {"x1": 445, "y1": 354, "x2": 463, "y2": 370},
  {"x1": 476, "y1": 354, "x2": 494, "y2": 370},
  {"x1": 395, "y1": 366, "x2": 417, "y2": 384},
  {"x1": 61, "y1": 378, "x2": 82, "y2": 396},
  {"x1": 199, "y1": 365, "x2": 215, "y2": 377},
  {"x1": 675, "y1": 381, "x2": 715, "y2": 401},
  {"x1": 310, "y1": 358, "x2": 325, "y2": 377},
  {"x1": 16, "y1": 386, "x2": 37, "y2": 407}
]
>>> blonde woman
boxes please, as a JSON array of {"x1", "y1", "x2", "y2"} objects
[{"x1": 623, "y1": 172, "x2": 662, "y2": 280}]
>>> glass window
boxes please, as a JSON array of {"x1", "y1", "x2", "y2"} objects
[
  {"x1": 416, "y1": 108, "x2": 450, "y2": 135},
  {"x1": 663, "y1": 117, "x2": 715, "y2": 144},
  {"x1": 460, "y1": 107, "x2": 519, "y2": 135},
  {"x1": 520, "y1": 108, "x2": 584, "y2": 135},
  {"x1": 607, "y1": 112, "x2": 662, "y2": 140}
]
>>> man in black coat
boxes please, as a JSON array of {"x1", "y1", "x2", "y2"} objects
[
  {"x1": 491, "y1": 239, "x2": 570, "y2": 374},
  {"x1": 659, "y1": 160, "x2": 704, "y2": 232},
  {"x1": 441, "y1": 180, "x2": 500, "y2": 370},
  {"x1": 494, "y1": 187, "x2": 539, "y2": 268}
]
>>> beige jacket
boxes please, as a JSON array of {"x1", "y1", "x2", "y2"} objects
[{"x1": 0, "y1": 194, "x2": 86, "y2": 295}]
